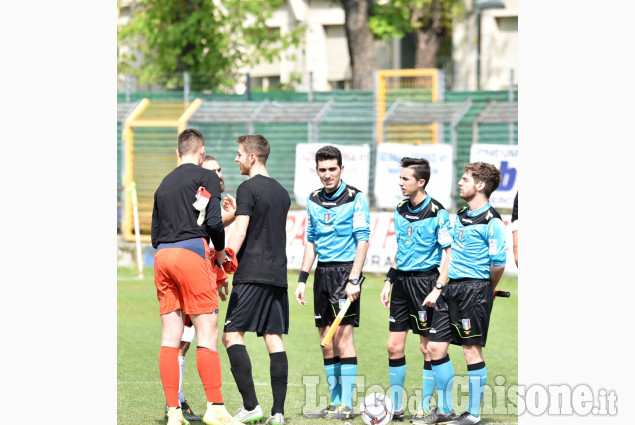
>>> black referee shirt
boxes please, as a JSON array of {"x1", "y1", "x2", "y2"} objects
[{"x1": 151, "y1": 163, "x2": 225, "y2": 250}]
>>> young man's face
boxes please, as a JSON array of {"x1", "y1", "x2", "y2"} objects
[
  {"x1": 235, "y1": 144, "x2": 252, "y2": 176},
  {"x1": 458, "y1": 171, "x2": 479, "y2": 201},
  {"x1": 316, "y1": 159, "x2": 343, "y2": 193},
  {"x1": 203, "y1": 159, "x2": 225, "y2": 192},
  {"x1": 399, "y1": 167, "x2": 424, "y2": 199}
]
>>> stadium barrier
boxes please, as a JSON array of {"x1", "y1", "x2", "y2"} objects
[{"x1": 117, "y1": 91, "x2": 517, "y2": 242}]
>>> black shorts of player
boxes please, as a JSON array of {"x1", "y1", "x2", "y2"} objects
[
  {"x1": 313, "y1": 261, "x2": 360, "y2": 328},
  {"x1": 389, "y1": 268, "x2": 439, "y2": 336},
  {"x1": 429, "y1": 278, "x2": 494, "y2": 347},
  {"x1": 224, "y1": 283, "x2": 289, "y2": 337}
]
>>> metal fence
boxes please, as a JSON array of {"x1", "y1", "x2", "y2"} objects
[{"x1": 117, "y1": 90, "x2": 517, "y2": 239}]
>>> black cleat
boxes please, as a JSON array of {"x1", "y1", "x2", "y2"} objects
[
  {"x1": 392, "y1": 408, "x2": 405, "y2": 421},
  {"x1": 303, "y1": 403, "x2": 337, "y2": 419},
  {"x1": 165, "y1": 400, "x2": 201, "y2": 422},
  {"x1": 411, "y1": 407, "x2": 456, "y2": 424},
  {"x1": 447, "y1": 411, "x2": 480, "y2": 425},
  {"x1": 181, "y1": 400, "x2": 202, "y2": 422}
]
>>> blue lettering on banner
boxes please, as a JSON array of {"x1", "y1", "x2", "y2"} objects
[
  {"x1": 475, "y1": 148, "x2": 519, "y2": 158},
  {"x1": 499, "y1": 161, "x2": 517, "y2": 191},
  {"x1": 380, "y1": 152, "x2": 404, "y2": 162}
]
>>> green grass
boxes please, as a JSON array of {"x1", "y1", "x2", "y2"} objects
[{"x1": 118, "y1": 267, "x2": 518, "y2": 424}]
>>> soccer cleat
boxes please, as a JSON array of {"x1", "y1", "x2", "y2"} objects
[
  {"x1": 324, "y1": 403, "x2": 354, "y2": 420},
  {"x1": 303, "y1": 403, "x2": 336, "y2": 418},
  {"x1": 264, "y1": 413, "x2": 285, "y2": 425},
  {"x1": 410, "y1": 407, "x2": 430, "y2": 422},
  {"x1": 165, "y1": 404, "x2": 169, "y2": 420},
  {"x1": 411, "y1": 407, "x2": 456, "y2": 424},
  {"x1": 181, "y1": 400, "x2": 202, "y2": 422},
  {"x1": 167, "y1": 406, "x2": 191, "y2": 425},
  {"x1": 203, "y1": 403, "x2": 247, "y2": 425},
  {"x1": 447, "y1": 411, "x2": 481, "y2": 425},
  {"x1": 393, "y1": 408, "x2": 405, "y2": 421},
  {"x1": 233, "y1": 404, "x2": 264, "y2": 424}
]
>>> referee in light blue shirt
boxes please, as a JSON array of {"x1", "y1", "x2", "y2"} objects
[
  {"x1": 294, "y1": 145, "x2": 370, "y2": 421},
  {"x1": 379, "y1": 157, "x2": 453, "y2": 421},
  {"x1": 419, "y1": 162, "x2": 507, "y2": 425}
]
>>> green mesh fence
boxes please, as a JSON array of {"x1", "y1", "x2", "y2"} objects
[
  {"x1": 445, "y1": 91, "x2": 518, "y2": 209},
  {"x1": 117, "y1": 91, "x2": 517, "y2": 225}
]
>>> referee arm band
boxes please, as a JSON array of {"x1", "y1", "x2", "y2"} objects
[
  {"x1": 298, "y1": 271, "x2": 310, "y2": 284},
  {"x1": 384, "y1": 267, "x2": 398, "y2": 283}
]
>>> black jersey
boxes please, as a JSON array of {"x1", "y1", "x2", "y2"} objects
[
  {"x1": 232, "y1": 175, "x2": 291, "y2": 287},
  {"x1": 151, "y1": 163, "x2": 224, "y2": 250}
]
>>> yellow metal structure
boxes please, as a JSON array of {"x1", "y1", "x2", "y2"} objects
[
  {"x1": 376, "y1": 69, "x2": 439, "y2": 144},
  {"x1": 122, "y1": 98, "x2": 203, "y2": 242}
]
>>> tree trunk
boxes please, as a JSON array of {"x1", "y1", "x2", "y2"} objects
[
  {"x1": 413, "y1": 29, "x2": 442, "y2": 68},
  {"x1": 411, "y1": 1, "x2": 444, "y2": 69},
  {"x1": 341, "y1": 0, "x2": 376, "y2": 90}
]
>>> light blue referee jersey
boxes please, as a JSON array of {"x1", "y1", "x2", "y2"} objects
[
  {"x1": 306, "y1": 182, "x2": 371, "y2": 262},
  {"x1": 448, "y1": 203, "x2": 507, "y2": 280},
  {"x1": 394, "y1": 195, "x2": 452, "y2": 271}
]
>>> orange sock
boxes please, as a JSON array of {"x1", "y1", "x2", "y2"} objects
[
  {"x1": 159, "y1": 346, "x2": 180, "y2": 407},
  {"x1": 197, "y1": 347, "x2": 223, "y2": 403}
]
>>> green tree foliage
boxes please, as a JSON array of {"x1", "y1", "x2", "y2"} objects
[
  {"x1": 368, "y1": 0, "x2": 463, "y2": 68},
  {"x1": 118, "y1": 0, "x2": 305, "y2": 92}
]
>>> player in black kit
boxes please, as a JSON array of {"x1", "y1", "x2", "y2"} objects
[{"x1": 221, "y1": 135, "x2": 291, "y2": 425}]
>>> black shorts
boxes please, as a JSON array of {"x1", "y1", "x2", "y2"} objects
[
  {"x1": 429, "y1": 278, "x2": 494, "y2": 347},
  {"x1": 313, "y1": 262, "x2": 360, "y2": 328},
  {"x1": 223, "y1": 283, "x2": 289, "y2": 337},
  {"x1": 389, "y1": 268, "x2": 439, "y2": 336}
]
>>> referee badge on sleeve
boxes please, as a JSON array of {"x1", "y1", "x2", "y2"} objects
[
  {"x1": 353, "y1": 211, "x2": 366, "y2": 229},
  {"x1": 438, "y1": 227, "x2": 452, "y2": 245},
  {"x1": 488, "y1": 239, "x2": 497, "y2": 254}
]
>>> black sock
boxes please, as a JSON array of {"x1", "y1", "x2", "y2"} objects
[
  {"x1": 226, "y1": 344, "x2": 259, "y2": 410},
  {"x1": 270, "y1": 351, "x2": 288, "y2": 415}
]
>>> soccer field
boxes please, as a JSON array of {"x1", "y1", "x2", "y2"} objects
[{"x1": 118, "y1": 267, "x2": 518, "y2": 424}]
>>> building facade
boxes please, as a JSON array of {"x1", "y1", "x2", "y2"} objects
[{"x1": 117, "y1": 0, "x2": 518, "y2": 93}]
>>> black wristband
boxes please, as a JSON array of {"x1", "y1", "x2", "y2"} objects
[
  {"x1": 385, "y1": 267, "x2": 398, "y2": 283},
  {"x1": 298, "y1": 271, "x2": 310, "y2": 283}
]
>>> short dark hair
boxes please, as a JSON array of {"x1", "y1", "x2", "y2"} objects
[
  {"x1": 399, "y1": 157, "x2": 431, "y2": 189},
  {"x1": 236, "y1": 135, "x2": 270, "y2": 164},
  {"x1": 178, "y1": 128, "x2": 205, "y2": 156},
  {"x1": 464, "y1": 162, "x2": 502, "y2": 198},
  {"x1": 203, "y1": 154, "x2": 216, "y2": 162},
  {"x1": 315, "y1": 145, "x2": 342, "y2": 167}
]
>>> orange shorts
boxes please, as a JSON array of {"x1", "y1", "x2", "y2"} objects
[{"x1": 154, "y1": 237, "x2": 219, "y2": 315}]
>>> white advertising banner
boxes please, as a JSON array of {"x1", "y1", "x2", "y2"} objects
[
  {"x1": 469, "y1": 144, "x2": 518, "y2": 210},
  {"x1": 374, "y1": 143, "x2": 454, "y2": 210},
  {"x1": 294, "y1": 143, "x2": 370, "y2": 206},
  {"x1": 283, "y1": 210, "x2": 518, "y2": 276}
]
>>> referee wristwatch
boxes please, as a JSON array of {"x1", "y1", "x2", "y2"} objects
[
  {"x1": 434, "y1": 282, "x2": 444, "y2": 290},
  {"x1": 348, "y1": 278, "x2": 360, "y2": 285}
]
